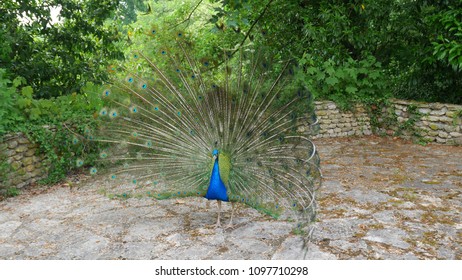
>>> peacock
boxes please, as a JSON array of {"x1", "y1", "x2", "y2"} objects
[{"x1": 76, "y1": 28, "x2": 321, "y2": 233}]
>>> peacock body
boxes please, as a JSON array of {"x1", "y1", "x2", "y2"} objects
[{"x1": 79, "y1": 29, "x2": 321, "y2": 234}]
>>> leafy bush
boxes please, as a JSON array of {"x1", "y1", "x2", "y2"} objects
[
  {"x1": 300, "y1": 54, "x2": 389, "y2": 110},
  {"x1": 0, "y1": 69, "x2": 24, "y2": 134},
  {"x1": 431, "y1": 7, "x2": 462, "y2": 71},
  {"x1": 0, "y1": 69, "x2": 105, "y2": 183}
]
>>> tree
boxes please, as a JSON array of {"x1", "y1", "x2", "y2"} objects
[{"x1": 0, "y1": 0, "x2": 125, "y2": 98}]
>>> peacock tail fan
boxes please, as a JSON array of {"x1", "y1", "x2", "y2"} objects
[{"x1": 79, "y1": 29, "x2": 321, "y2": 237}]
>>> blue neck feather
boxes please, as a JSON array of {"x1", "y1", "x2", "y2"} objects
[{"x1": 205, "y1": 158, "x2": 229, "y2": 201}]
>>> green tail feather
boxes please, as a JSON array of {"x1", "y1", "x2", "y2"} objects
[{"x1": 78, "y1": 27, "x2": 321, "y2": 231}]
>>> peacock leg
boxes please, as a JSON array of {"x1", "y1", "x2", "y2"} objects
[
  {"x1": 227, "y1": 202, "x2": 235, "y2": 228},
  {"x1": 216, "y1": 200, "x2": 222, "y2": 227}
]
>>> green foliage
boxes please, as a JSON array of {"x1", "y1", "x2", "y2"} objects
[
  {"x1": 453, "y1": 110, "x2": 462, "y2": 126},
  {"x1": 25, "y1": 119, "x2": 103, "y2": 184},
  {"x1": 431, "y1": 7, "x2": 462, "y2": 71},
  {"x1": 0, "y1": 157, "x2": 11, "y2": 182},
  {"x1": 386, "y1": 1, "x2": 462, "y2": 104},
  {"x1": 0, "y1": 70, "x2": 27, "y2": 134},
  {"x1": 206, "y1": 0, "x2": 462, "y2": 105},
  {"x1": 0, "y1": 0, "x2": 125, "y2": 99},
  {"x1": 301, "y1": 54, "x2": 388, "y2": 109},
  {"x1": 0, "y1": 69, "x2": 105, "y2": 183},
  {"x1": 5, "y1": 188, "x2": 21, "y2": 198},
  {"x1": 395, "y1": 105, "x2": 425, "y2": 144},
  {"x1": 368, "y1": 101, "x2": 427, "y2": 144}
]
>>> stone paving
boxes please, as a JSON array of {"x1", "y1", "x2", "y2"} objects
[{"x1": 0, "y1": 136, "x2": 461, "y2": 259}]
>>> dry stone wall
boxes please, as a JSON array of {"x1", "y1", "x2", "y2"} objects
[
  {"x1": 313, "y1": 99, "x2": 462, "y2": 145},
  {"x1": 389, "y1": 99, "x2": 462, "y2": 145},
  {"x1": 0, "y1": 133, "x2": 47, "y2": 190},
  {"x1": 312, "y1": 101, "x2": 372, "y2": 139}
]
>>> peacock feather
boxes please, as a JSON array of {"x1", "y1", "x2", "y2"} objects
[{"x1": 79, "y1": 28, "x2": 321, "y2": 234}]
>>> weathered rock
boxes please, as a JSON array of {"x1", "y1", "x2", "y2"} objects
[
  {"x1": 363, "y1": 228, "x2": 410, "y2": 250},
  {"x1": 15, "y1": 145, "x2": 28, "y2": 153}
]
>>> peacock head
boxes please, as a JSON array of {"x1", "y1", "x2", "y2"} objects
[{"x1": 212, "y1": 149, "x2": 219, "y2": 161}]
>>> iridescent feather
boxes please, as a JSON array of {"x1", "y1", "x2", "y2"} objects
[{"x1": 81, "y1": 30, "x2": 321, "y2": 240}]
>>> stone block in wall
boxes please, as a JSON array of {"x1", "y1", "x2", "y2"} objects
[
  {"x1": 328, "y1": 124, "x2": 337, "y2": 129},
  {"x1": 443, "y1": 124, "x2": 455, "y2": 133},
  {"x1": 450, "y1": 137, "x2": 462, "y2": 145},
  {"x1": 316, "y1": 110, "x2": 328, "y2": 116},
  {"x1": 439, "y1": 116, "x2": 453, "y2": 123},
  {"x1": 427, "y1": 130, "x2": 439, "y2": 137},
  {"x1": 429, "y1": 103, "x2": 445, "y2": 110},
  {"x1": 17, "y1": 137, "x2": 30, "y2": 144},
  {"x1": 327, "y1": 103, "x2": 337, "y2": 110},
  {"x1": 13, "y1": 154, "x2": 24, "y2": 161},
  {"x1": 23, "y1": 156, "x2": 34, "y2": 166},
  {"x1": 429, "y1": 123, "x2": 441, "y2": 130},
  {"x1": 15, "y1": 145, "x2": 28, "y2": 153},
  {"x1": 438, "y1": 131, "x2": 449, "y2": 138},
  {"x1": 418, "y1": 108, "x2": 431, "y2": 115},
  {"x1": 397, "y1": 117, "x2": 406, "y2": 123},
  {"x1": 25, "y1": 149, "x2": 36, "y2": 157},
  {"x1": 33, "y1": 156, "x2": 41, "y2": 163},
  {"x1": 7, "y1": 140, "x2": 19, "y2": 149},
  {"x1": 436, "y1": 137, "x2": 447, "y2": 143},
  {"x1": 430, "y1": 107, "x2": 448, "y2": 116},
  {"x1": 25, "y1": 164, "x2": 35, "y2": 172},
  {"x1": 10, "y1": 161, "x2": 22, "y2": 171}
]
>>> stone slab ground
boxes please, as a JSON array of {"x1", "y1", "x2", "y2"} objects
[{"x1": 0, "y1": 136, "x2": 460, "y2": 259}]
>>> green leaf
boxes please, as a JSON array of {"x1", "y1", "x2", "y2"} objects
[
  {"x1": 369, "y1": 71, "x2": 381, "y2": 80},
  {"x1": 21, "y1": 86, "x2": 34, "y2": 99},
  {"x1": 326, "y1": 66, "x2": 335, "y2": 76},
  {"x1": 335, "y1": 70, "x2": 345, "y2": 79},
  {"x1": 345, "y1": 86, "x2": 358, "y2": 94},
  {"x1": 16, "y1": 98, "x2": 32, "y2": 108},
  {"x1": 316, "y1": 72, "x2": 326, "y2": 80},
  {"x1": 326, "y1": 76, "x2": 339, "y2": 86},
  {"x1": 29, "y1": 107, "x2": 42, "y2": 120},
  {"x1": 12, "y1": 77, "x2": 22, "y2": 87}
]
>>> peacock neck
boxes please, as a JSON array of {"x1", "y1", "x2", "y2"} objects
[{"x1": 205, "y1": 158, "x2": 229, "y2": 201}]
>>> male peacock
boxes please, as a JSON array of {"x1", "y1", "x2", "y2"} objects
[{"x1": 78, "y1": 29, "x2": 321, "y2": 233}]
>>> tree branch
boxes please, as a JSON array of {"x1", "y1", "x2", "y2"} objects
[
  {"x1": 171, "y1": 0, "x2": 204, "y2": 29},
  {"x1": 229, "y1": 0, "x2": 275, "y2": 57}
]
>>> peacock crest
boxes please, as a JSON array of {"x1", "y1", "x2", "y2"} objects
[{"x1": 78, "y1": 27, "x2": 321, "y2": 236}]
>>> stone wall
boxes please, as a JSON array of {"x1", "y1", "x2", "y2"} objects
[
  {"x1": 312, "y1": 101, "x2": 372, "y2": 139},
  {"x1": 0, "y1": 133, "x2": 47, "y2": 190},
  {"x1": 386, "y1": 99, "x2": 462, "y2": 145},
  {"x1": 313, "y1": 99, "x2": 462, "y2": 145}
]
